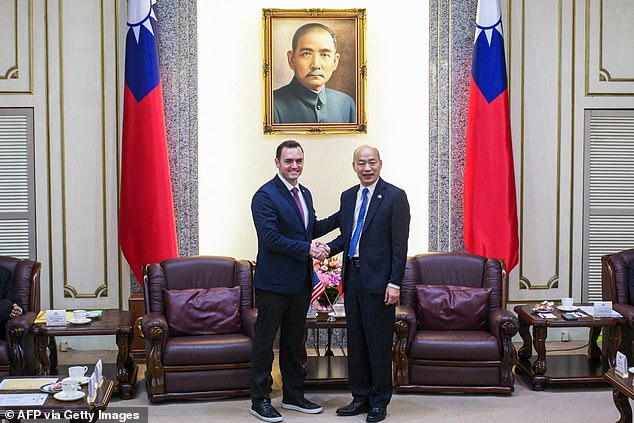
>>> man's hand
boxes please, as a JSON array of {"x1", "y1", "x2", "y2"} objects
[
  {"x1": 310, "y1": 241, "x2": 330, "y2": 261},
  {"x1": 316, "y1": 242, "x2": 330, "y2": 256},
  {"x1": 9, "y1": 303, "x2": 22, "y2": 319},
  {"x1": 384, "y1": 286, "x2": 400, "y2": 305}
]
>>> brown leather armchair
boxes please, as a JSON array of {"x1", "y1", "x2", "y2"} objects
[
  {"x1": 601, "y1": 248, "x2": 634, "y2": 359},
  {"x1": 0, "y1": 256, "x2": 41, "y2": 376},
  {"x1": 393, "y1": 252, "x2": 519, "y2": 394},
  {"x1": 141, "y1": 256, "x2": 255, "y2": 402}
]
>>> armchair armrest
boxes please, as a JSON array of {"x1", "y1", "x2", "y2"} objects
[
  {"x1": 241, "y1": 308, "x2": 257, "y2": 339},
  {"x1": 488, "y1": 308, "x2": 519, "y2": 388},
  {"x1": 488, "y1": 308, "x2": 519, "y2": 342},
  {"x1": 393, "y1": 305, "x2": 416, "y2": 387},
  {"x1": 395, "y1": 305, "x2": 417, "y2": 346},
  {"x1": 141, "y1": 312, "x2": 168, "y2": 396},
  {"x1": 6, "y1": 311, "x2": 36, "y2": 375},
  {"x1": 6, "y1": 311, "x2": 36, "y2": 336},
  {"x1": 141, "y1": 312, "x2": 169, "y2": 342}
]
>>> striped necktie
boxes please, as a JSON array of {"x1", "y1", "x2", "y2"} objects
[
  {"x1": 291, "y1": 187, "x2": 306, "y2": 227},
  {"x1": 348, "y1": 187, "x2": 369, "y2": 258}
]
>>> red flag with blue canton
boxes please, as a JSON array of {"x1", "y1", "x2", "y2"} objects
[
  {"x1": 119, "y1": 0, "x2": 177, "y2": 283},
  {"x1": 463, "y1": 0, "x2": 519, "y2": 271}
]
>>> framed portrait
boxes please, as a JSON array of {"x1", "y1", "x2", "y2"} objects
[{"x1": 262, "y1": 8, "x2": 367, "y2": 135}]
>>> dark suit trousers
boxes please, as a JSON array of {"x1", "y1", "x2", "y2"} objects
[
  {"x1": 251, "y1": 281, "x2": 311, "y2": 403},
  {"x1": 345, "y1": 265, "x2": 395, "y2": 407},
  {"x1": 0, "y1": 299, "x2": 12, "y2": 340}
]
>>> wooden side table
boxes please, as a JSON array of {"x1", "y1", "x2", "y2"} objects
[
  {"x1": 514, "y1": 304, "x2": 625, "y2": 390},
  {"x1": 605, "y1": 368, "x2": 634, "y2": 423},
  {"x1": 302, "y1": 317, "x2": 348, "y2": 386},
  {"x1": 31, "y1": 310, "x2": 137, "y2": 399}
]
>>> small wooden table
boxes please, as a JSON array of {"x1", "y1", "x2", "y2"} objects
[
  {"x1": 302, "y1": 317, "x2": 348, "y2": 386},
  {"x1": 0, "y1": 376, "x2": 114, "y2": 423},
  {"x1": 31, "y1": 310, "x2": 137, "y2": 399},
  {"x1": 605, "y1": 368, "x2": 634, "y2": 423},
  {"x1": 514, "y1": 304, "x2": 625, "y2": 390}
]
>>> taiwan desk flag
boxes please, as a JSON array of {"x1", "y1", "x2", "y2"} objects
[
  {"x1": 119, "y1": 0, "x2": 177, "y2": 283},
  {"x1": 463, "y1": 0, "x2": 519, "y2": 271}
]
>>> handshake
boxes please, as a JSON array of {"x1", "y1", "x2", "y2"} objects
[{"x1": 310, "y1": 241, "x2": 330, "y2": 261}]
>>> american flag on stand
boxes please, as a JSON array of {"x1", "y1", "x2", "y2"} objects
[{"x1": 310, "y1": 271, "x2": 326, "y2": 304}]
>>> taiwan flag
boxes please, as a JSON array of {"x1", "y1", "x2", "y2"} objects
[
  {"x1": 119, "y1": 0, "x2": 177, "y2": 283},
  {"x1": 463, "y1": 0, "x2": 519, "y2": 271}
]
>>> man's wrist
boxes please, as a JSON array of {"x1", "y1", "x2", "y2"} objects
[{"x1": 387, "y1": 283, "x2": 400, "y2": 290}]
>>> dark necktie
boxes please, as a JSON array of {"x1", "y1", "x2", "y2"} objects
[
  {"x1": 348, "y1": 187, "x2": 369, "y2": 258},
  {"x1": 291, "y1": 187, "x2": 306, "y2": 227}
]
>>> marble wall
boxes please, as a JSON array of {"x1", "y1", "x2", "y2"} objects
[
  {"x1": 156, "y1": 0, "x2": 199, "y2": 258},
  {"x1": 429, "y1": 0, "x2": 477, "y2": 252}
]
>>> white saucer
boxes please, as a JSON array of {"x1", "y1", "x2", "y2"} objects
[
  {"x1": 40, "y1": 382, "x2": 62, "y2": 393},
  {"x1": 557, "y1": 305, "x2": 578, "y2": 311},
  {"x1": 68, "y1": 317, "x2": 91, "y2": 324},
  {"x1": 54, "y1": 390, "x2": 85, "y2": 401},
  {"x1": 63, "y1": 376, "x2": 90, "y2": 385}
]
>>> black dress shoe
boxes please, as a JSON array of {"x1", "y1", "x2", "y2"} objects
[
  {"x1": 250, "y1": 399, "x2": 283, "y2": 422},
  {"x1": 336, "y1": 400, "x2": 370, "y2": 416},
  {"x1": 281, "y1": 396, "x2": 323, "y2": 414},
  {"x1": 366, "y1": 406, "x2": 387, "y2": 422}
]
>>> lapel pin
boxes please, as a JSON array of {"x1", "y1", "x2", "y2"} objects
[{"x1": 377, "y1": 195, "x2": 382, "y2": 199}]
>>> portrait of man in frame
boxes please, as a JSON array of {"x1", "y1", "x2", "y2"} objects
[{"x1": 263, "y1": 9, "x2": 367, "y2": 135}]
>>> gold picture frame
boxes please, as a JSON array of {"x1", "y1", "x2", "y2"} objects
[{"x1": 262, "y1": 8, "x2": 367, "y2": 135}]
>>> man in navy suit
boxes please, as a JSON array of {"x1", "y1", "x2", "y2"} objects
[
  {"x1": 328, "y1": 145, "x2": 410, "y2": 423},
  {"x1": 250, "y1": 140, "x2": 338, "y2": 422}
]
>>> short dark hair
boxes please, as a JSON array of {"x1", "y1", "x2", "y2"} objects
[
  {"x1": 276, "y1": 140, "x2": 304, "y2": 160},
  {"x1": 291, "y1": 23, "x2": 337, "y2": 52}
]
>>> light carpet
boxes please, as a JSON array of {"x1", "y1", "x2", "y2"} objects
[{"x1": 63, "y1": 347, "x2": 620, "y2": 422}]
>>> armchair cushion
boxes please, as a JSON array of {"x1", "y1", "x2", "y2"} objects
[
  {"x1": 410, "y1": 330, "x2": 500, "y2": 360},
  {"x1": 164, "y1": 286, "x2": 241, "y2": 336},
  {"x1": 416, "y1": 284, "x2": 491, "y2": 330}
]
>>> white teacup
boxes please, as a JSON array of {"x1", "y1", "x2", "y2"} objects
[
  {"x1": 69, "y1": 365, "x2": 88, "y2": 381},
  {"x1": 61, "y1": 378, "x2": 79, "y2": 395},
  {"x1": 73, "y1": 309, "x2": 87, "y2": 320},
  {"x1": 333, "y1": 304, "x2": 345, "y2": 316},
  {"x1": 561, "y1": 297, "x2": 574, "y2": 308}
]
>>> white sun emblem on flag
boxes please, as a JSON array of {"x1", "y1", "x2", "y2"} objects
[
  {"x1": 474, "y1": 0, "x2": 504, "y2": 46},
  {"x1": 127, "y1": 0, "x2": 157, "y2": 43}
]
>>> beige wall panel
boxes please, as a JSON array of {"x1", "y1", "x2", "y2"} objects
[
  {"x1": 586, "y1": 0, "x2": 634, "y2": 95},
  {"x1": 49, "y1": 0, "x2": 121, "y2": 308},
  {"x1": 509, "y1": 0, "x2": 575, "y2": 302},
  {"x1": 0, "y1": 0, "x2": 32, "y2": 93},
  {"x1": 31, "y1": 0, "x2": 52, "y2": 308}
]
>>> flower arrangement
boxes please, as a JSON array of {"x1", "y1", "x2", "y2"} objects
[{"x1": 313, "y1": 255, "x2": 342, "y2": 310}]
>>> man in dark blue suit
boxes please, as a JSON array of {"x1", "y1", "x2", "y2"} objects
[
  {"x1": 328, "y1": 145, "x2": 410, "y2": 423},
  {"x1": 250, "y1": 140, "x2": 338, "y2": 422}
]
